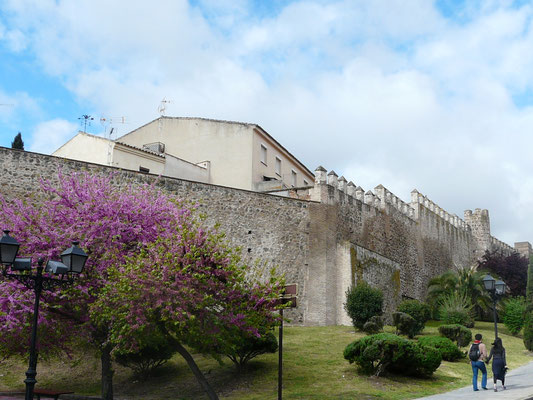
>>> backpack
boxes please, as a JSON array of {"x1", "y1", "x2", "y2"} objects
[{"x1": 469, "y1": 343, "x2": 480, "y2": 361}]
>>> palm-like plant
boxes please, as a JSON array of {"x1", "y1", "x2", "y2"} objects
[{"x1": 426, "y1": 265, "x2": 492, "y2": 319}]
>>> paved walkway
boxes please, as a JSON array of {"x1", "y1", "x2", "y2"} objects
[{"x1": 416, "y1": 361, "x2": 533, "y2": 400}]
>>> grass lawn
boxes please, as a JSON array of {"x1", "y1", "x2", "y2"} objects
[{"x1": 1, "y1": 321, "x2": 532, "y2": 399}]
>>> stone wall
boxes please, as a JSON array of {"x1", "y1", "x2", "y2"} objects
[{"x1": 0, "y1": 148, "x2": 523, "y2": 326}]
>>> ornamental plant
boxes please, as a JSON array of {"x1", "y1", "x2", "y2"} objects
[
  {"x1": 417, "y1": 336, "x2": 463, "y2": 361},
  {"x1": 438, "y1": 324, "x2": 472, "y2": 347},
  {"x1": 502, "y1": 297, "x2": 526, "y2": 336},
  {"x1": 344, "y1": 282, "x2": 383, "y2": 330},
  {"x1": 397, "y1": 299, "x2": 430, "y2": 336},
  {"x1": 343, "y1": 333, "x2": 441, "y2": 377},
  {"x1": 0, "y1": 172, "x2": 283, "y2": 400}
]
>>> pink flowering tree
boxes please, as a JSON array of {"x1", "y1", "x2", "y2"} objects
[{"x1": 0, "y1": 172, "x2": 283, "y2": 400}]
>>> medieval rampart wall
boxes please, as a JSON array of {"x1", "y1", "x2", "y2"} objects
[{"x1": 0, "y1": 148, "x2": 519, "y2": 326}]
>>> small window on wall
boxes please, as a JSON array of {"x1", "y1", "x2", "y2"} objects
[
  {"x1": 304, "y1": 179, "x2": 309, "y2": 186},
  {"x1": 275, "y1": 157, "x2": 281, "y2": 176},
  {"x1": 139, "y1": 166, "x2": 150, "y2": 174},
  {"x1": 291, "y1": 170, "x2": 297, "y2": 187},
  {"x1": 260, "y1": 144, "x2": 267, "y2": 165}
]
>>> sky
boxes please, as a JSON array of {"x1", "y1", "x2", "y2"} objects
[{"x1": 1, "y1": 0, "x2": 533, "y2": 246}]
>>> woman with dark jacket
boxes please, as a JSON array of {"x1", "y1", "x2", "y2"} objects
[{"x1": 485, "y1": 337, "x2": 507, "y2": 392}]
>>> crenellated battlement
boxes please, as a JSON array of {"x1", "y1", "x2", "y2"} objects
[
  {"x1": 310, "y1": 166, "x2": 416, "y2": 220},
  {"x1": 410, "y1": 189, "x2": 469, "y2": 232}
]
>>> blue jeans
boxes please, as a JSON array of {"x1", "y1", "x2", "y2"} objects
[{"x1": 472, "y1": 361, "x2": 487, "y2": 390}]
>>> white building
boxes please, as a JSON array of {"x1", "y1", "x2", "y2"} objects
[{"x1": 54, "y1": 117, "x2": 314, "y2": 192}]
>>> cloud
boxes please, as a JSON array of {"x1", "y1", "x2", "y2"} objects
[
  {"x1": 29, "y1": 119, "x2": 77, "y2": 154},
  {"x1": 3, "y1": 0, "x2": 533, "y2": 245}
]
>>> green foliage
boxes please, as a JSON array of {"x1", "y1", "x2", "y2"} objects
[
  {"x1": 344, "y1": 282, "x2": 383, "y2": 330},
  {"x1": 502, "y1": 297, "x2": 526, "y2": 336},
  {"x1": 10, "y1": 132, "x2": 24, "y2": 150},
  {"x1": 417, "y1": 336, "x2": 463, "y2": 361},
  {"x1": 426, "y1": 266, "x2": 491, "y2": 319},
  {"x1": 397, "y1": 299, "x2": 430, "y2": 336},
  {"x1": 362, "y1": 315, "x2": 384, "y2": 334},
  {"x1": 223, "y1": 331, "x2": 278, "y2": 370},
  {"x1": 438, "y1": 324, "x2": 472, "y2": 347},
  {"x1": 438, "y1": 292, "x2": 475, "y2": 328},
  {"x1": 114, "y1": 328, "x2": 179, "y2": 379},
  {"x1": 524, "y1": 256, "x2": 533, "y2": 351},
  {"x1": 392, "y1": 312, "x2": 418, "y2": 338},
  {"x1": 343, "y1": 333, "x2": 441, "y2": 377}
]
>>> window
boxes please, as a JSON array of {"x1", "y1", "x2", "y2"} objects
[
  {"x1": 139, "y1": 166, "x2": 150, "y2": 174},
  {"x1": 260, "y1": 144, "x2": 267, "y2": 165},
  {"x1": 291, "y1": 170, "x2": 297, "y2": 187},
  {"x1": 304, "y1": 179, "x2": 309, "y2": 186},
  {"x1": 275, "y1": 157, "x2": 281, "y2": 176}
]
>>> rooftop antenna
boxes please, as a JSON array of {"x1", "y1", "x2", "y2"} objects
[
  {"x1": 158, "y1": 98, "x2": 171, "y2": 116},
  {"x1": 78, "y1": 114, "x2": 94, "y2": 133},
  {"x1": 100, "y1": 116, "x2": 127, "y2": 166},
  {"x1": 0, "y1": 104, "x2": 15, "y2": 107}
]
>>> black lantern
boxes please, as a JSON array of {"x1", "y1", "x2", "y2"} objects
[
  {"x1": 0, "y1": 230, "x2": 20, "y2": 265},
  {"x1": 495, "y1": 280, "x2": 506, "y2": 296},
  {"x1": 483, "y1": 274, "x2": 496, "y2": 291},
  {"x1": 60, "y1": 241, "x2": 88, "y2": 274}
]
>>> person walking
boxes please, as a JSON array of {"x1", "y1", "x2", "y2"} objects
[
  {"x1": 469, "y1": 333, "x2": 488, "y2": 391},
  {"x1": 486, "y1": 337, "x2": 507, "y2": 392}
]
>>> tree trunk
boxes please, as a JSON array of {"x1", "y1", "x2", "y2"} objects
[
  {"x1": 174, "y1": 341, "x2": 219, "y2": 400},
  {"x1": 101, "y1": 343, "x2": 114, "y2": 400}
]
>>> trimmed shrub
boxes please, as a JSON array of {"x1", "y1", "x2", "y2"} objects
[
  {"x1": 438, "y1": 324, "x2": 472, "y2": 347},
  {"x1": 114, "y1": 332, "x2": 179, "y2": 378},
  {"x1": 439, "y1": 292, "x2": 475, "y2": 328},
  {"x1": 393, "y1": 312, "x2": 417, "y2": 338},
  {"x1": 502, "y1": 297, "x2": 526, "y2": 336},
  {"x1": 343, "y1": 333, "x2": 441, "y2": 377},
  {"x1": 224, "y1": 331, "x2": 278, "y2": 370},
  {"x1": 363, "y1": 315, "x2": 384, "y2": 334},
  {"x1": 397, "y1": 300, "x2": 430, "y2": 336},
  {"x1": 344, "y1": 282, "x2": 383, "y2": 330},
  {"x1": 418, "y1": 336, "x2": 463, "y2": 361}
]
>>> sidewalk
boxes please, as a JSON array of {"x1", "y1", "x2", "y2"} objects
[{"x1": 416, "y1": 361, "x2": 533, "y2": 400}]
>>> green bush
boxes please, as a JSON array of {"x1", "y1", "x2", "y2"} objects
[
  {"x1": 363, "y1": 315, "x2": 384, "y2": 334},
  {"x1": 343, "y1": 333, "x2": 441, "y2": 377},
  {"x1": 397, "y1": 299, "x2": 430, "y2": 336},
  {"x1": 223, "y1": 331, "x2": 278, "y2": 370},
  {"x1": 417, "y1": 336, "x2": 463, "y2": 361},
  {"x1": 439, "y1": 292, "x2": 475, "y2": 328},
  {"x1": 114, "y1": 331, "x2": 179, "y2": 378},
  {"x1": 344, "y1": 282, "x2": 383, "y2": 330},
  {"x1": 438, "y1": 324, "x2": 472, "y2": 347},
  {"x1": 524, "y1": 256, "x2": 533, "y2": 350},
  {"x1": 393, "y1": 312, "x2": 418, "y2": 338},
  {"x1": 502, "y1": 297, "x2": 526, "y2": 336}
]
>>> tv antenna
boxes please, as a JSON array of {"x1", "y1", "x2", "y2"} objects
[
  {"x1": 78, "y1": 114, "x2": 94, "y2": 133},
  {"x1": 0, "y1": 104, "x2": 14, "y2": 107},
  {"x1": 158, "y1": 98, "x2": 172, "y2": 116}
]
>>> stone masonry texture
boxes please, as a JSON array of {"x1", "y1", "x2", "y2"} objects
[{"x1": 0, "y1": 148, "x2": 520, "y2": 325}]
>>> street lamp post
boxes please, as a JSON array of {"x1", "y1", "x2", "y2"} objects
[
  {"x1": 482, "y1": 274, "x2": 506, "y2": 339},
  {"x1": 0, "y1": 230, "x2": 88, "y2": 400}
]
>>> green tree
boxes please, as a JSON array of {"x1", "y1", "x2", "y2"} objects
[
  {"x1": 11, "y1": 132, "x2": 24, "y2": 150},
  {"x1": 344, "y1": 282, "x2": 383, "y2": 330},
  {"x1": 523, "y1": 256, "x2": 533, "y2": 350}
]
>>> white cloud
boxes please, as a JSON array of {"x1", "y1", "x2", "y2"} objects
[
  {"x1": 3, "y1": 1, "x2": 533, "y2": 244},
  {"x1": 29, "y1": 119, "x2": 77, "y2": 154}
]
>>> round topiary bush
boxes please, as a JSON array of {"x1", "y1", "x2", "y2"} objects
[
  {"x1": 344, "y1": 282, "x2": 383, "y2": 330},
  {"x1": 397, "y1": 299, "x2": 431, "y2": 336},
  {"x1": 363, "y1": 315, "x2": 384, "y2": 334},
  {"x1": 438, "y1": 324, "x2": 472, "y2": 347},
  {"x1": 393, "y1": 311, "x2": 418, "y2": 338},
  {"x1": 417, "y1": 336, "x2": 463, "y2": 361},
  {"x1": 343, "y1": 333, "x2": 441, "y2": 377}
]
